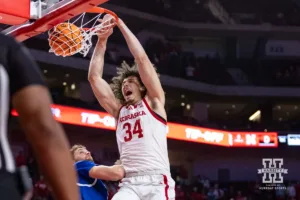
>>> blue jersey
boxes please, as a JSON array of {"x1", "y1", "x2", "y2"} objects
[{"x1": 75, "y1": 160, "x2": 108, "y2": 200}]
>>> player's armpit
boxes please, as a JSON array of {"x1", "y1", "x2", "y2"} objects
[
  {"x1": 12, "y1": 85, "x2": 79, "y2": 200},
  {"x1": 89, "y1": 165, "x2": 125, "y2": 181},
  {"x1": 89, "y1": 77, "x2": 121, "y2": 118}
]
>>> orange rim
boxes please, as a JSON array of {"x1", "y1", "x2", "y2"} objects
[{"x1": 86, "y1": 7, "x2": 118, "y2": 22}]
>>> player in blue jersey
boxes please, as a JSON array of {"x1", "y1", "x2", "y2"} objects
[{"x1": 70, "y1": 144, "x2": 125, "y2": 200}]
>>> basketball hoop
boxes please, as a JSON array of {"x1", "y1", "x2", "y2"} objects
[{"x1": 48, "y1": 7, "x2": 118, "y2": 57}]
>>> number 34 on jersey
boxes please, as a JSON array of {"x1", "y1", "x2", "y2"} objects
[{"x1": 122, "y1": 119, "x2": 143, "y2": 142}]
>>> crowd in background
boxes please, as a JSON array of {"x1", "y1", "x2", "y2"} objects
[
  {"x1": 144, "y1": 37, "x2": 300, "y2": 88},
  {"x1": 105, "y1": 36, "x2": 300, "y2": 88},
  {"x1": 232, "y1": 59, "x2": 300, "y2": 87},
  {"x1": 105, "y1": 37, "x2": 234, "y2": 85},
  {"x1": 143, "y1": 37, "x2": 233, "y2": 85}
]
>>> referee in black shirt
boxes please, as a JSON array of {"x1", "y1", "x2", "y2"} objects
[{"x1": 0, "y1": 33, "x2": 79, "y2": 200}]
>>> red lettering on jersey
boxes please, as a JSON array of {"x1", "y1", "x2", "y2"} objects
[
  {"x1": 124, "y1": 119, "x2": 144, "y2": 142},
  {"x1": 119, "y1": 111, "x2": 146, "y2": 123}
]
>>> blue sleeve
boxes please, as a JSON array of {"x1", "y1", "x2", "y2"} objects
[{"x1": 75, "y1": 161, "x2": 96, "y2": 178}]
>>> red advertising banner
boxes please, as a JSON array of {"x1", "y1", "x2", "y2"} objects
[{"x1": 11, "y1": 104, "x2": 278, "y2": 148}]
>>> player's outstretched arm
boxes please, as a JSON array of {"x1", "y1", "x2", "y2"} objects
[
  {"x1": 89, "y1": 165, "x2": 125, "y2": 181},
  {"x1": 88, "y1": 34, "x2": 121, "y2": 118},
  {"x1": 117, "y1": 19, "x2": 165, "y2": 105}
]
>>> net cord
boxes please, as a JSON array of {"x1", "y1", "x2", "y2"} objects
[{"x1": 48, "y1": 10, "x2": 116, "y2": 57}]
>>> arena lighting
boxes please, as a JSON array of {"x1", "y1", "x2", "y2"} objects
[
  {"x1": 249, "y1": 110, "x2": 261, "y2": 121},
  {"x1": 71, "y1": 83, "x2": 76, "y2": 90},
  {"x1": 11, "y1": 104, "x2": 278, "y2": 148}
]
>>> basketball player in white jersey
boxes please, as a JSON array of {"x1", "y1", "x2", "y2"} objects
[{"x1": 88, "y1": 15, "x2": 175, "y2": 200}]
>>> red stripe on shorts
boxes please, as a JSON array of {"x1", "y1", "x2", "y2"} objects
[{"x1": 163, "y1": 175, "x2": 169, "y2": 200}]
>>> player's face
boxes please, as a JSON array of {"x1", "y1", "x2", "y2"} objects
[
  {"x1": 122, "y1": 76, "x2": 144, "y2": 104},
  {"x1": 74, "y1": 148, "x2": 93, "y2": 162}
]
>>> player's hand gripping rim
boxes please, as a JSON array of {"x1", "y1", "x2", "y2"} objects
[{"x1": 97, "y1": 14, "x2": 116, "y2": 38}]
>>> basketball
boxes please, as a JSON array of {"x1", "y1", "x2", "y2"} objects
[{"x1": 49, "y1": 23, "x2": 83, "y2": 57}]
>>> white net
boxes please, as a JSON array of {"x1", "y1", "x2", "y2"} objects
[{"x1": 48, "y1": 10, "x2": 116, "y2": 57}]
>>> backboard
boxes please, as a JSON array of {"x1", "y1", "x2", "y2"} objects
[{"x1": 1, "y1": 0, "x2": 108, "y2": 42}]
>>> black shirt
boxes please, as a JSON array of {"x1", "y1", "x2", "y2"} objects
[{"x1": 0, "y1": 33, "x2": 44, "y2": 172}]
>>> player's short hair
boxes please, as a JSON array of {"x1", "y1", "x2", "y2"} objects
[
  {"x1": 110, "y1": 61, "x2": 158, "y2": 104},
  {"x1": 70, "y1": 144, "x2": 86, "y2": 159}
]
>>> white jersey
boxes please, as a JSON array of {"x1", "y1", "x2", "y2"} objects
[{"x1": 116, "y1": 98, "x2": 170, "y2": 173}]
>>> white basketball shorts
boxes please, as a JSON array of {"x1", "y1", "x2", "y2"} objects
[{"x1": 112, "y1": 170, "x2": 175, "y2": 200}]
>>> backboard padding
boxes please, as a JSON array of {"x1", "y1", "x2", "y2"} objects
[
  {"x1": 2, "y1": 0, "x2": 108, "y2": 41},
  {"x1": 0, "y1": 0, "x2": 30, "y2": 25}
]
